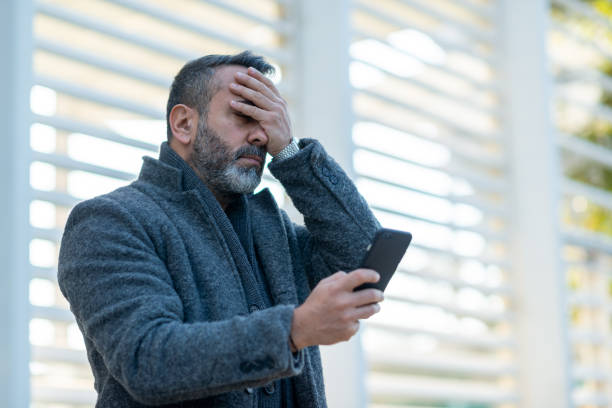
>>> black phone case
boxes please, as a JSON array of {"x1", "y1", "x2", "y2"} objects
[{"x1": 353, "y1": 228, "x2": 412, "y2": 292}]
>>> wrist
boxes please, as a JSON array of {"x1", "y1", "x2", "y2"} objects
[
  {"x1": 272, "y1": 138, "x2": 299, "y2": 161},
  {"x1": 289, "y1": 332, "x2": 299, "y2": 353},
  {"x1": 290, "y1": 305, "x2": 307, "y2": 351}
]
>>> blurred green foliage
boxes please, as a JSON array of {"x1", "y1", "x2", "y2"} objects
[
  {"x1": 590, "y1": 0, "x2": 612, "y2": 19},
  {"x1": 558, "y1": 0, "x2": 612, "y2": 237}
]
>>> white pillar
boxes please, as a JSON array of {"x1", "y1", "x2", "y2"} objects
[
  {"x1": 293, "y1": 0, "x2": 354, "y2": 174},
  {"x1": 292, "y1": 0, "x2": 367, "y2": 406},
  {"x1": 0, "y1": 0, "x2": 33, "y2": 407},
  {"x1": 501, "y1": 1, "x2": 572, "y2": 407}
]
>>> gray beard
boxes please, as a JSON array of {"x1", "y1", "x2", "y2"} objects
[{"x1": 190, "y1": 121, "x2": 266, "y2": 195}]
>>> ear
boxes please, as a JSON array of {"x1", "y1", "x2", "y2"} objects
[{"x1": 169, "y1": 104, "x2": 198, "y2": 146}]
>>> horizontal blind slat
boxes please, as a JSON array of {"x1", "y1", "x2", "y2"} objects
[
  {"x1": 32, "y1": 151, "x2": 138, "y2": 181},
  {"x1": 558, "y1": 132, "x2": 612, "y2": 167},
  {"x1": 371, "y1": 204, "x2": 507, "y2": 242},
  {"x1": 31, "y1": 387, "x2": 97, "y2": 405},
  {"x1": 33, "y1": 113, "x2": 160, "y2": 152},
  {"x1": 392, "y1": 0, "x2": 497, "y2": 44},
  {"x1": 365, "y1": 177, "x2": 509, "y2": 217},
  {"x1": 367, "y1": 353, "x2": 516, "y2": 377},
  {"x1": 35, "y1": 37, "x2": 172, "y2": 88},
  {"x1": 368, "y1": 375, "x2": 518, "y2": 404},
  {"x1": 353, "y1": 57, "x2": 500, "y2": 117},
  {"x1": 36, "y1": 1, "x2": 199, "y2": 61},
  {"x1": 562, "y1": 178, "x2": 612, "y2": 213},
  {"x1": 367, "y1": 321, "x2": 514, "y2": 350},
  {"x1": 101, "y1": 0, "x2": 291, "y2": 63},
  {"x1": 384, "y1": 294, "x2": 512, "y2": 323},
  {"x1": 399, "y1": 268, "x2": 513, "y2": 296},
  {"x1": 357, "y1": 88, "x2": 501, "y2": 141},
  {"x1": 353, "y1": 1, "x2": 496, "y2": 65},
  {"x1": 35, "y1": 75, "x2": 166, "y2": 119},
  {"x1": 563, "y1": 227, "x2": 612, "y2": 255},
  {"x1": 352, "y1": 27, "x2": 499, "y2": 92}
]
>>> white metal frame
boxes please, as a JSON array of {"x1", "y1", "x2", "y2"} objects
[
  {"x1": 292, "y1": 0, "x2": 368, "y2": 407},
  {"x1": 0, "y1": 1, "x2": 33, "y2": 407},
  {"x1": 501, "y1": 0, "x2": 573, "y2": 407}
]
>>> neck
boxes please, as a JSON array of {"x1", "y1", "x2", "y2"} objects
[
  {"x1": 188, "y1": 162, "x2": 239, "y2": 211},
  {"x1": 210, "y1": 189, "x2": 240, "y2": 212}
]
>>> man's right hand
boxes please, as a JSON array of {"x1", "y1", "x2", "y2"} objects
[{"x1": 289, "y1": 269, "x2": 384, "y2": 351}]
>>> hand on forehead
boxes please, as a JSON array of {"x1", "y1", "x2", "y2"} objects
[{"x1": 221, "y1": 64, "x2": 292, "y2": 156}]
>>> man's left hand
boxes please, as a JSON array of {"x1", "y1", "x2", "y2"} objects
[{"x1": 229, "y1": 67, "x2": 292, "y2": 156}]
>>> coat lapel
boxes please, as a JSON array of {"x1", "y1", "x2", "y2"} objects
[
  {"x1": 250, "y1": 189, "x2": 299, "y2": 307},
  {"x1": 179, "y1": 189, "x2": 251, "y2": 314}
]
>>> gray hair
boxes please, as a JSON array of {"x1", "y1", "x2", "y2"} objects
[{"x1": 165, "y1": 51, "x2": 275, "y2": 141}]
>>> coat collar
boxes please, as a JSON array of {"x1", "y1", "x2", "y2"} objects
[
  {"x1": 138, "y1": 151, "x2": 184, "y2": 194},
  {"x1": 138, "y1": 143, "x2": 299, "y2": 307},
  {"x1": 250, "y1": 191, "x2": 299, "y2": 306}
]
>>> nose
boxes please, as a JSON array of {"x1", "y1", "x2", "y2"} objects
[{"x1": 247, "y1": 123, "x2": 268, "y2": 147}]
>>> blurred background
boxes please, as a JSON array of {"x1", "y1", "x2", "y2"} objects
[{"x1": 1, "y1": 0, "x2": 612, "y2": 407}]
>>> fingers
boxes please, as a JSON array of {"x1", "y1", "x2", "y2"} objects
[
  {"x1": 324, "y1": 270, "x2": 382, "y2": 306},
  {"x1": 351, "y1": 302, "x2": 381, "y2": 321},
  {"x1": 348, "y1": 321, "x2": 360, "y2": 338},
  {"x1": 230, "y1": 69, "x2": 288, "y2": 127},
  {"x1": 229, "y1": 81, "x2": 276, "y2": 111},
  {"x1": 350, "y1": 288, "x2": 384, "y2": 308},
  {"x1": 324, "y1": 271, "x2": 348, "y2": 284},
  {"x1": 342, "y1": 268, "x2": 380, "y2": 291},
  {"x1": 229, "y1": 100, "x2": 267, "y2": 121},
  {"x1": 246, "y1": 67, "x2": 281, "y2": 98},
  {"x1": 234, "y1": 70, "x2": 280, "y2": 103}
]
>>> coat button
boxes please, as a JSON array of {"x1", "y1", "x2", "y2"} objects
[
  {"x1": 264, "y1": 383, "x2": 275, "y2": 395},
  {"x1": 245, "y1": 387, "x2": 254, "y2": 394},
  {"x1": 249, "y1": 304, "x2": 259, "y2": 313}
]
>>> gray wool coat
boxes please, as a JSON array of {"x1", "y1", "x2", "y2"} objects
[{"x1": 58, "y1": 139, "x2": 380, "y2": 407}]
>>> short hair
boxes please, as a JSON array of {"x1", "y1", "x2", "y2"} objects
[{"x1": 165, "y1": 51, "x2": 275, "y2": 141}]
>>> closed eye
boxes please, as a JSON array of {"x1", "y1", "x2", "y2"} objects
[
  {"x1": 234, "y1": 112, "x2": 254, "y2": 122},
  {"x1": 231, "y1": 99, "x2": 256, "y2": 122}
]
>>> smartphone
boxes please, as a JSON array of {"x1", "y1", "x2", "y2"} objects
[{"x1": 353, "y1": 228, "x2": 412, "y2": 292}]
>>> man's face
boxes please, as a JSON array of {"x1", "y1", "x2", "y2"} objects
[{"x1": 190, "y1": 65, "x2": 268, "y2": 195}]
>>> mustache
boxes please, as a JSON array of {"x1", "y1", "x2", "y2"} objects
[{"x1": 233, "y1": 145, "x2": 266, "y2": 161}]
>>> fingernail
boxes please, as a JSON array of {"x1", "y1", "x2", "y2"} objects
[
  {"x1": 236, "y1": 72, "x2": 245, "y2": 77},
  {"x1": 230, "y1": 83, "x2": 238, "y2": 89}
]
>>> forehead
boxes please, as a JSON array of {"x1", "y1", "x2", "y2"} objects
[
  {"x1": 206, "y1": 65, "x2": 248, "y2": 123},
  {"x1": 212, "y1": 65, "x2": 248, "y2": 92}
]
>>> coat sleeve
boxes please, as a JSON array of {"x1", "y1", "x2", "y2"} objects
[
  {"x1": 268, "y1": 138, "x2": 381, "y2": 289},
  {"x1": 57, "y1": 196, "x2": 304, "y2": 405}
]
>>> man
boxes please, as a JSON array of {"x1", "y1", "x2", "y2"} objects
[{"x1": 58, "y1": 51, "x2": 383, "y2": 407}]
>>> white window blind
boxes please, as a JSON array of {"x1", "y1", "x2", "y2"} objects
[
  {"x1": 549, "y1": 0, "x2": 612, "y2": 406},
  {"x1": 348, "y1": 0, "x2": 516, "y2": 406},
  {"x1": 28, "y1": 1, "x2": 294, "y2": 406}
]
